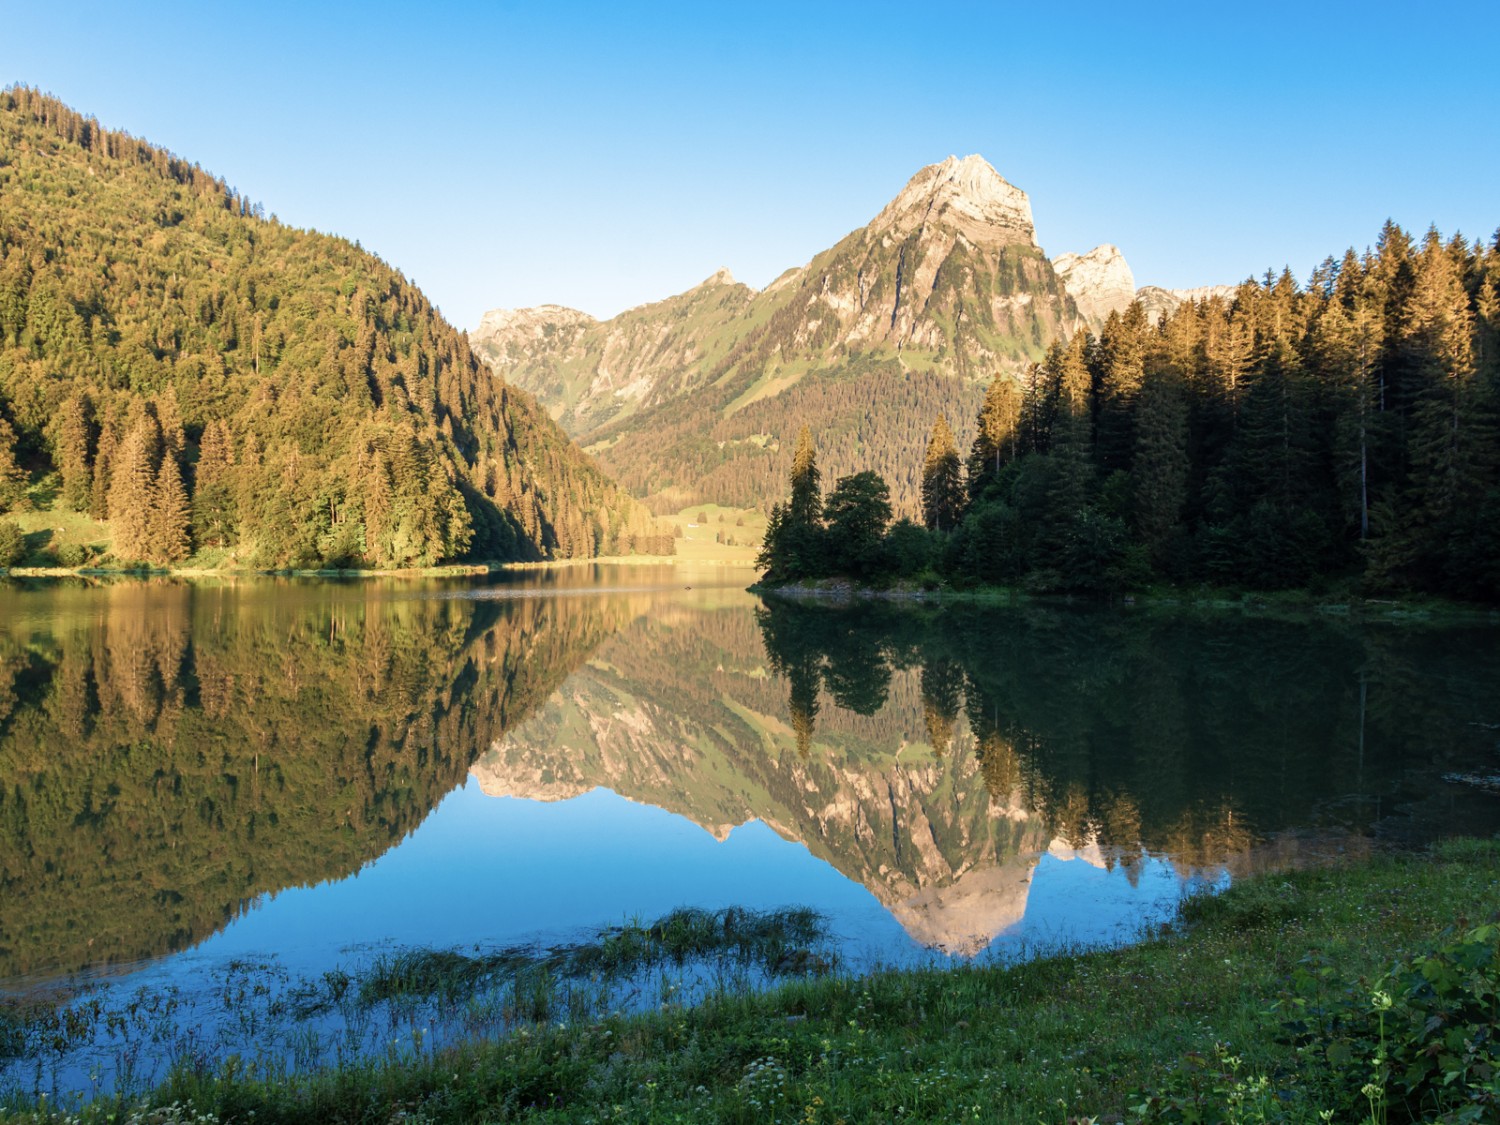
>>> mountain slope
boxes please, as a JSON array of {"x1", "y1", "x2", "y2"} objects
[
  {"x1": 474, "y1": 156, "x2": 1087, "y2": 513},
  {"x1": 0, "y1": 87, "x2": 657, "y2": 566}
]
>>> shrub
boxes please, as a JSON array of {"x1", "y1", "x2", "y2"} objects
[
  {"x1": 0, "y1": 519, "x2": 24, "y2": 567},
  {"x1": 1276, "y1": 921, "x2": 1500, "y2": 1123}
]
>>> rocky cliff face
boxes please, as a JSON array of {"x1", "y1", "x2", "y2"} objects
[
  {"x1": 1135, "y1": 283, "x2": 1240, "y2": 324},
  {"x1": 1052, "y1": 243, "x2": 1137, "y2": 327}
]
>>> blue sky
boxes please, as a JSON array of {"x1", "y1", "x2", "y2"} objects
[{"x1": 4, "y1": 2, "x2": 1497, "y2": 328}]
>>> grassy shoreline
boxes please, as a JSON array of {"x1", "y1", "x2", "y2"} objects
[{"x1": 3, "y1": 839, "x2": 1496, "y2": 1124}]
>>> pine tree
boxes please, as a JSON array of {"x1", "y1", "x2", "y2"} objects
[
  {"x1": 788, "y1": 424, "x2": 822, "y2": 528},
  {"x1": 108, "y1": 421, "x2": 157, "y2": 562},
  {"x1": 967, "y1": 373, "x2": 1021, "y2": 500},
  {"x1": 0, "y1": 416, "x2": 27, "y2": 512},
  {"x1": 1044, "y1": 332, "x2": 1095, "y2": 533},
  {"x1": 777, "y1": 425, "x2": 825, "y2": 578},
  {"x1": 90, "y1": 424, "x2": 116, "y2": 519},
  {"x1": 1131, "y1": 363, "x2": 1189, "y2": 568},
  {"x1": 1379, "y1": 227, "x2": 1491, "y2": 592},
  {"x1": 192, "y1": 419, "x2": 237, "y2": 548},
  {"x1": 921, "y1": 415, "x2": 964, "y2": 531},
  {"x1": 150, "y1": 455, "x2": 192, "y2": 563},
  {"x1": 51, "y1": 392, "x2": 94, "y2": 511},
  {"x1": 1095, "y1": 303, "x2": 1149, "y2": 473}
]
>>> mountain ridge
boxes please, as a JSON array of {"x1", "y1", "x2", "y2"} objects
[{"x1": 473, "y1": 156, "x2": 1225, "y2": 514}]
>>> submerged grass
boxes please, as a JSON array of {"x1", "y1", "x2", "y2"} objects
[
  {"x1": 356, "y1": 907, "x2": 833, "y2": 1007},
  {"x1": 2, "y1": 840, "x2": 1498, "y2": 1123}
]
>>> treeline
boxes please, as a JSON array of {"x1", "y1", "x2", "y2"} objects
[
  {"x1": 761, "y1": 222, "x2": 1500, "y2": 601},
  {"x1": 0, "y1": 87, "x2": 664, "y2": 567}
]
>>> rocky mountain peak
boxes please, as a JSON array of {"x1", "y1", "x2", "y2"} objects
[
  {"x1": 686, "y1": 266, "x2": 744, "y2": 293},
  {"x1": 872, "y1": 154, "x2": 1037, "y2": 249},
  {"x1": 1052, "y1": 243, "x2": 1137, "y2": 326},
  {"x1": 474, "y1": 304, "x2": 595, "y2": 340}
]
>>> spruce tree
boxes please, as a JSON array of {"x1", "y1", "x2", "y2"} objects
[
  {"x1": 1131, "y1": 364, "x2": 1189, "y2": 568},
  {"x1": 1095, "y1": 303, "x2": 1148, "y2": 473},
  {"x1": 0, "y1": 416, "x2": 27, "y2": 512},
  {"x1": 921, "y1": 415, "x2": 964, "y2": 532},
  {"x1": 967, "y1": 373, "x2": 1021, "y2": 500},
  {"x1": 108, "y1": 422, "x2": 157, "y2": 562},
  {"x1": 192, "y1": 419, "x2": 237, "y2": 548},
  {"x1": 788, "y1": 425, "x2": 822, "y2": 528},
  {"x1": 781, "y1": 425, "x2": 824, "y2": 577},
  {"x1": 51, "y1": 392, "x2": 94, "y2": 511},
  {"x1": 89, "y1": 424, "x2": 116, "y2": 519},
  {"x1": 151, "y1": 455, "x2": 192, "y2": 563}
]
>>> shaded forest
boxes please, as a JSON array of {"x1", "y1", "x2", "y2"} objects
[
  {"x1": 0, "y1": 88, "x2": 664, "y2": 568},
  {"x1": 762, "y1": 223, "x2": 1500, "y2": 600},
  {"x1": 754, "y1": 598, "x2": 1500, "y2": 862}
]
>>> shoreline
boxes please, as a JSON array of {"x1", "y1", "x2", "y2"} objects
[
  {"x1": 0, "y1": 555, "x2": 759, "y2": 581},
  {"x1": 2, "y1": 839, "x2": 1495, "y2": 1123},
  {"x1": 754, "y1": 576, "x2": 1500, "y2": 623}
]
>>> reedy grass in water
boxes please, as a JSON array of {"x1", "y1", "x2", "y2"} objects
[
  {"x1": 2, "y1": 842, "x2": 1498, "y2": 1123},
  {"x1": 0, "y1": 906, "x2": 836, "y2": 1107}
]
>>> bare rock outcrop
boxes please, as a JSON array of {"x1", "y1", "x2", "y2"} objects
[{"x1": 1052, "y1": 243, "x2": 1137, "y2": 327}]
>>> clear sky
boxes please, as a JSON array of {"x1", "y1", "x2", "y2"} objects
[{"x1": 4, "y1": 1, "x2": 1497, "y2": 329}]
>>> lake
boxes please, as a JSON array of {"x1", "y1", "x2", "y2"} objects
[{"x1": 1, "y1": 567, "x2": 1497, "y2": 1099}]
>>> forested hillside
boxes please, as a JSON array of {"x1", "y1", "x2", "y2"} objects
[
  {"x1": 761, "y1": 223, "x2": 1500, "y2": 601},
  {"x1": 0, "y1": 88, "x2": 661, "y2": 567}
]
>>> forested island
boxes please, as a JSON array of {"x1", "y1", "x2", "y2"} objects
[
  {"x1": 0, "y1": 88, "x2": 668, "y2": 571},
  {"x1": 759, "y1": 224, "x2": 1499, "y2": 602}
]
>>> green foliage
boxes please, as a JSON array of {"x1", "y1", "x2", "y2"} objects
[
  {"x1": 0, "y1": 517, "x2": 23, "y2": 566},
  {"x1": 5, "y1": 844, "x2": 1500, "y2": 1125},
  {"x1": 823, "y1": 470, "x2": 892, "y2": 580},
  {"x1": 1278, "y1": 923, "x2": 1500, "y2": 1123},
  {"x1": 0, "y1": 86, "x2": 655, "y2": 568}
]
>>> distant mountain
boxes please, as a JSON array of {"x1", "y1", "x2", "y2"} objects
[
  {"x1": 1134, "y1": 283, "x2": 1241, "y2": 324},
  {"x1": 474, "y1": 157, "x2": 1227, "y2": 515},
  {"x1": 1051, "y1": 243, "x2": 1137, "y2": 325},
  {"x1": 473, "y1": 156, "x2": 1093, "y2": 514},
  {"x1": 0, "y1": 87, "x2": 657, "y2": 567}
]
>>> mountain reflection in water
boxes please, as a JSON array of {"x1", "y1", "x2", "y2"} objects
[
  {"x1": 2, "y1": 571, "x2": 1497, "y2": 992},
  {"x1": 477, "y1": 592, "x2": 1500, "y2": 957}
]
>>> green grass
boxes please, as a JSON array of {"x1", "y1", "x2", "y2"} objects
[{"x1": 2, "y1": 840, "x2": 1497, "y2": 1123}]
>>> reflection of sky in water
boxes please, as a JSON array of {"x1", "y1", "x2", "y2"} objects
[{"x1": 128, "y1": 780, "x2": 1205, "y2": 996}]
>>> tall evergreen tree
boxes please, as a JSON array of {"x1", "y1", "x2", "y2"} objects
[
  {"x1": 151, "y1": 455, "x2": 192, "y2": 563},
  {"x1": 192, "y1": 419, "x2": 237, "y2": 548},
  {"x1": 108, "y1": 421, "x2": 157, "y2": 562},
  {"x1": 1095, "y1": 303, "x2": 1149, "y2": 473},
  {"x1": 787, "y1": 424, "x2": 822, "y2": 529},
  {"x1": 89, "y1": 423, "x2": 116, "y2": 520},
  {"x1": 921, "y1": 415, "x2": 964, "y2": 531},
  {"x1": 50, "y1": 392, "x2": 94, "y2": 512},
  {"x1": 0, "y1": 416, "x2": 27, "y2": 512},
  {"x1": 967, "y1": 373, "x2": 1021, "y2": 500},
  {"x1": 1131, "y1": 363, "x2": 1189, "y2": 569}
]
